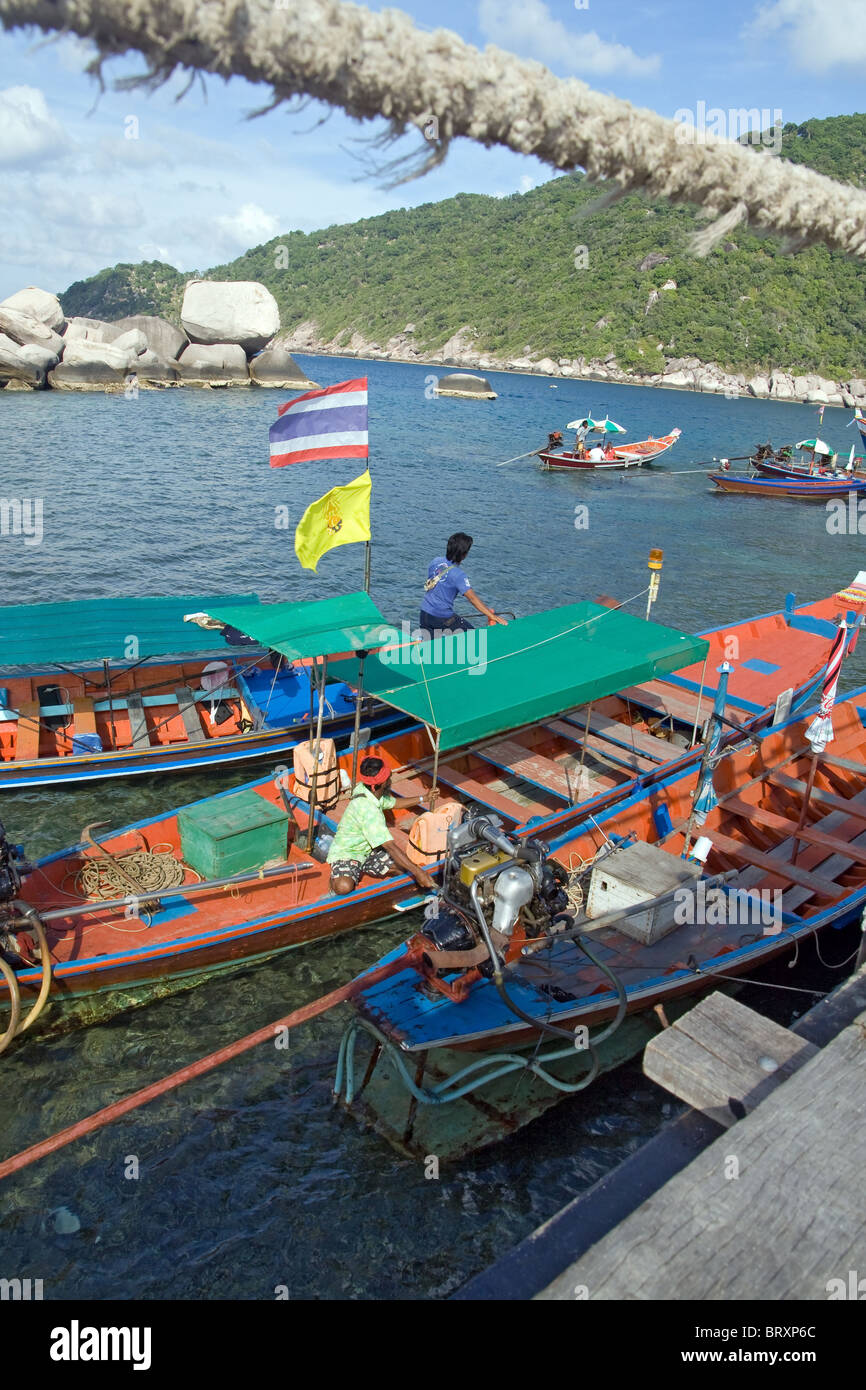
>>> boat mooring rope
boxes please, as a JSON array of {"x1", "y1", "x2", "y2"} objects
[
  {"x1": 75, "y1": 848, "x2": 186, "y2": 902},
  {"x1": 1, "y1": 0, "x2": 865, "y2": 258}
]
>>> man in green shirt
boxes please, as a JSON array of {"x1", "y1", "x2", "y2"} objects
[{"x1": 328, "y1": 756, "x2": 437, "y2": 896}]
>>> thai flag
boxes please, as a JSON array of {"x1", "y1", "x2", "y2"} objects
[{"x1": 269, "y1": 377, "x2": 369, "y2": 468}]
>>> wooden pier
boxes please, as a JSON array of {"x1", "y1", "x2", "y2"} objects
[{"x1": 456, "y1": 962, "x2": 866, "y2": 1301}]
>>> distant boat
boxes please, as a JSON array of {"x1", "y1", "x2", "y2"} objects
[
  {"x1": 710, "y1": 471, "x2": 866, "y2": 499},
  {"x1": 538, "y1": 417, "x2": 681, "y2": 470}
]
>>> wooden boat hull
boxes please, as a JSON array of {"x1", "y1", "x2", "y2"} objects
[
  {"x1": 538, "y1": 430, "x2": 681, "y2": 470},
  {"x1": 711, "y1": 472, "x2": 866, "y2": 499},
  {"x1": 752, "y1": 457, "x2": 866, "y2": 482},
  {"x1": 0, "y1": 654, "x2": 395, "y2": 789}
]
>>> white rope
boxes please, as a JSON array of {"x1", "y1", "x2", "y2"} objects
[{"x1": 3, "y1": 0, "x2": 866, "y2": 258}]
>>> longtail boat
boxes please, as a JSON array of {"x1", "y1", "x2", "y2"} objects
[
  {"x1": 710, "y1": 471, "x2": 866, "y2": 500},
  {"x1": 333, "y1": 680, "x2": 866, "y2": 1158},
  {"x1": 537, "y1": 418, "x2": 681, "y2": 471},
  {"x1": 750, "y1": 439, "x2": 866, "y2": 480},
  {"x1": 0, "y1": 586, "x2": 858, "y2": 1044},
  {"x1": 0, "y1": 591, "x2": 405, "y2": 788}
]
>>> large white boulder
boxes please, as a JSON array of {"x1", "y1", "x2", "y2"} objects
[
  {"x1": 249, "y1": 344, "x2": 318, "y2": 389},
  {"x1": 181, "y1": 280, "x2": 279, "y2": 353},
  {"x1": 63, "y1": 317, "x2": 125, "y2": 344},
  {"x1": 0, "y1": 307, "x2": 64, "y2": 355},
  {"x1": 48, "y1": 360, "x2": 126, "y2": 391},
  {"x1": 177, "y1": 342, "x2": 250, "y2": 385},
  {"x1": 112, "y1": 315, "x2": 188, "y2": 361},
  {"x1": 111, "y1": 329, "x2": 148, "y2": 357},
  {"x1": 16, "y1": 341, "x2": 60, "y2": 370},
  {"x1": 747, "y1": 375, "x2": 770, "y2": 398},
  {"x1": 0, "y1": 286, "x2": 65, "y2": 332},
  {"x1": 62, "y1": 338, "x2": 140, "y2": 372},
  {"x1": 0, "y1": 333, "x2": 47, "y2": 386}
]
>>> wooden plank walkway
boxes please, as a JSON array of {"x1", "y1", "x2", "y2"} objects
[{"x1": 536, "y1": 990, "x2": 866, "y2": 1300}]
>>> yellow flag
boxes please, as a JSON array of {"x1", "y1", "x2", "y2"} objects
[{"x1": 294, "y1": 470, "x2": 372, "y2": 572}]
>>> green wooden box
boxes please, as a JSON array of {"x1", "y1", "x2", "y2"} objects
[{"x1": 178, "y1": 787, "x2": 290, "y2": 880}]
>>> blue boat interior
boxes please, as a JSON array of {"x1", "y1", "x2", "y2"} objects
[{"x1": 235, "y1": 662, "x2": 358, "y2": 730}]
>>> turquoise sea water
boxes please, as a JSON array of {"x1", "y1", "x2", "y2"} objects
[{"x1": 0, "y1": 359, "x2": 863, "y2": 1298}]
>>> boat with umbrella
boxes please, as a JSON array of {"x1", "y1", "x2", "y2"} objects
[
  {"x1": 709, "y1": 469, "x2": 866, "y2": 499},
  {"x1": 750, "y1": 437, "x2": 864, "y2": 480},
  {"x1": 537, "y1": 416, "x2": 681, "y2": 471}
]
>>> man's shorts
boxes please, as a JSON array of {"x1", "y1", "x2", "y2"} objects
[{"x1": 329, "y1": 847, "x2": 395, "y2": 887}]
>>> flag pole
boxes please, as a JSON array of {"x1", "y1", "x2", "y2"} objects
[
  {"x1": 350, "y1": 649, "x2": 368, "y2": 787},
  {"x1": 303, "y1": 655, "x2": 328, "y2": 853},
  {"x1": 364, "y1": 540, "x2": 371, "y2": 594}
]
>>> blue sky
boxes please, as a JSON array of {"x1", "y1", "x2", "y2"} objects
[{"x1": 0, "y1": 0, "x2": 863, "y2": 300}]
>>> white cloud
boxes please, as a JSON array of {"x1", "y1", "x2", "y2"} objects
[
  {"x1": 215, "y1": 202, "x2": 281, "y2": 249},
  {"x1": 746, "y1": 0, "x2": 866, "y2": 69},
  {"x1": 478, "y1": 0, "x2": 661, "y2": 78},
  {"x1": 0, "y1": 86, "x2": 70, "y2": 165}
]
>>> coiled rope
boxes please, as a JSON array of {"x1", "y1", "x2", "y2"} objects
[
  {"x1": 1, "y1": 0, "x2": 865, "y2": 258},
  {"x1": 75, "y1": 847, "x2": 186, "y2": 902}
]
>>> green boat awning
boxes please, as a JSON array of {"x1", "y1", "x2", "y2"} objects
[
  {"x1": 329, "y1": 602, "x2": 709, "y2": 752},
  {"x1": 0, "y1": 593, "x2": 261, "y2": 669},
  {"x1": 202, "y1": 591, "x2": 389, "y2": 662}
]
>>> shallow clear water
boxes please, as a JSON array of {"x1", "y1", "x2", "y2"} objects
[{"x1": 0, "y1": 361, "x2": 862, "y2": 1298}]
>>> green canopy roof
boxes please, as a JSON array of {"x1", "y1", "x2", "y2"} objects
[
  {"x1": 202, "y1": 591, "x2": 389, "y2": 661},
  {"x1": 0, "y1": 593, "x2": 261, "y2": 669},
  {"x1": 329, "y1": 602, "x2": 708, "y2": 752}
]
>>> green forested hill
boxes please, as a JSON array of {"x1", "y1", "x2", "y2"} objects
[{"x1": 60, "y1": 114, "x2": 866, "y2": 378}]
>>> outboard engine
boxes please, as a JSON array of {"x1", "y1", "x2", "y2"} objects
[
  {"x1": 0, "y1": 819, "x2": 35, "y2": 964},
  {"x1": 414, "y1": 813, "x2": 569, "y2": 999}
]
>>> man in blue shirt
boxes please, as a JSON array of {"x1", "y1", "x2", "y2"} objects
[{"x1": 419, "y1": 532, "x2": 507, "y2": 637}]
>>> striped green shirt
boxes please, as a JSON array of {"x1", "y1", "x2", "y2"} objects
[{"x1": 327, "y1": 783, "x2": 396, "y2": 864}]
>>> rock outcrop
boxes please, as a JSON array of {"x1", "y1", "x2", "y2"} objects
[
  {"x1": 47, "y1": 360, "x2": 126, "y2": 391},
  {"x1": 181, "y1": 281, "x2": 279, "y2": 353},
  {"x1": 0, "y1": 287, "x2": 65, "y2": 332},
  {"x1": 177, "y1": 342, "x2": 250, "y2": 385},
  {"x1": 435, "y1": 372, "x2": 497, "y2": 400},
  {"x1": 63, "y1": 317, "x2": 124, "y2": 344},
  {"x1": 62, "y1": 339, "x2": 141, "y2": 373},
  {"x1": 0, "y1": 307, "x2": 64, "y2": 355},
  {"x1": 249, "y1": 344, "x2": 318, "y2": 389},
  {"x1": 0, "y1": 334, "x2": 48, "y2": 387},
  {"x1": 113, "y1": 315, "x2": 188, "y2": 361}
]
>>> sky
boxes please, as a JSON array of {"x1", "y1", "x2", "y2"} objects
[{"x1": 0, "y1": 0, "x2": 864, "y2": 301}]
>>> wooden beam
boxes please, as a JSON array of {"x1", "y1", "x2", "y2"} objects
[
  {"x1": 820, "y1": 753, "x2": 866, "y2": 777},
  {"x1": 434, "y1": 765, "x2": 540, "y2": 823},
  {"x1": 723, "y1": 796, "x2": 866, "y2": 866},
  {"x1": 643, "y1": 991, "x2": 818, "y2": 1128},
  {"x1": 566, "y1": 709, "x2": 680, "y2": 763},
  {"x1": 14, "y1": 702, "x2": 40, "y2": 762},
  {"x1": 706, "y1": 828, "x2": 839, "y2": 898},
  {"x1": 767, "y1": 771, "x2": 866, "y2": 823},
  {"x1": 126, "y1": 692, "x2": 151, "y2": 749},
  {"x1": 476, "y1": 738, "x2": 575, "y2": 802},
  {"x1": 176, "y1": 687, "x2": 205, "y2": 744}
]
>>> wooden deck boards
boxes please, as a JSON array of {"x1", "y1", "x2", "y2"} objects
[
  {"x1": 567, "y1": 709, "x2": 680, "y2": 763},
  {"x1": 724, "y1": 796, "x2": 866, "y2": 866},
  {"x1": 475, "y1": 738, "x2": 575, "y2": 802},
  {"x1": 707, "y1": 828, "x2": 839, "y2": 898},
  {"x1": 176, "y1": 687, "x2": 205, "y2": 744},
  {"x1": 537, "y1": 997, "x2": 866, "y2": 1299},
  {"x1": 126, "y1": 692, "x2": 151, "y2": 749},
  {"x1": 434, "y1": 765, "x2": 542, "y2": 823}
]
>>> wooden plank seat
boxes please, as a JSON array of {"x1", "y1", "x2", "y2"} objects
[
  {"x1": 565, "y1": 709, "x2": 681, "y2": 763},
  {"x1": 545, "y1": 720, "x2": 654, "y2": 775},
  {"x1": 475, "y1": 738, "x2": 577, "y2": 802},
  {"x1": 126, "y1": 692, "x2": 151, "y2": 749},
  {"x1": 433, "y1": 764, "x2": 545, "y2": 823},
  {"x1": 706, "y1": 828, "x2": 840, "y2": 899},
  {"x1": 620, "y1": 681, "x2": 700, "y2": 726},
  {"x1": 818, "y1": 753, "x2": 866, "y2": 777},
  {"x1": 14, "y1": 701, "x2": 41, "y2": 761},
  {"x1": 176, "y1": 686, "x2": 206, "y2": 744},
  {"x1": 72, "y1": 697, "x2": 97, "y2": 736},
  {"x1": 767, "y1": 772, "x2": 866, "y2": 824},
  {"x1": 736, "y1": 785, "x2": 866, "y2": 914},
  {"x1": 723, "y1": 797, "x2": 866, "y2": 867}
]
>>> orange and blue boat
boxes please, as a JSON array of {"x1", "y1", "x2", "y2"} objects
[
  {"x1": 0, "y1": 591, "x2": 406, "y2": 789},
  {"x1": 0, "y1": 583, "x2": 860, "y2": 1044}
]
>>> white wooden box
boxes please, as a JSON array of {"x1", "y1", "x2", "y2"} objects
[{"x1": 586, "y1": 840, "x2": 701, "y2": 945}]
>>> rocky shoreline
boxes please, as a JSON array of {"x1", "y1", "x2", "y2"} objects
[
  {"x1": 280, "y1": 322, "x2": 866, "y2": 411},
  {"x1": 1, "y1": 281, "x2": 863, "y2": 409},
  {"x1": 0, "y1": 281, "x2": 318, "y2": 392}
]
